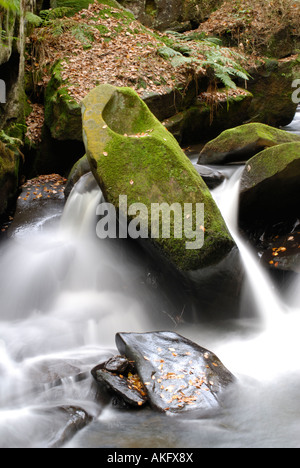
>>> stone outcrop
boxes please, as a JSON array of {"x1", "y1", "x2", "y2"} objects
[{"x1": 117, "y1": 0, "x2": 222, "y2": 32}]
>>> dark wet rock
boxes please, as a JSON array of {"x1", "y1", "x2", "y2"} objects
[
  {"x1": 116, "y1": 331, "x2": 235, "y2": 414},
  {"x1": 8, "y1": 174, "x2": 66, "y2": 239},
  {"x1": 48, "y1": 405, "x2": 93, "y2": 448},
  {"x1": 239, "y1": 142, "x2": 300, "y2": 236},
  {"x1": 103, "y1": 355, "x2": 132, "y2": 374},
  {"x1": 194, "y1": 164, "x2": 225, "y2": 189},
  {"x1": 92, "y1": 359, "x2": 148, "y2": 408},
  {"x1": 261, "y1": 231, "x2": 300, "y2": 273},
  {"x1": 91, "y1": 332, "x2": 235, "y2": 415}
]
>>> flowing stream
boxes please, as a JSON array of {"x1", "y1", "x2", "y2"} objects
[{"x1": 0, "y1": 108, "x2": 300, "y2": 448}]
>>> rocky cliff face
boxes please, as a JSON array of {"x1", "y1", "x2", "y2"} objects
[
  {"x1": 117, "y1": 0, "x2": 222, "y2": 31},
  {"x1": 0, "y1": 1, "x2": 27, "y2": 216}
]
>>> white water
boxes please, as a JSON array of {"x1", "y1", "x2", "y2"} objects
[{"x1": 0, "y1": 110, "x2": 300, "y2": 448}]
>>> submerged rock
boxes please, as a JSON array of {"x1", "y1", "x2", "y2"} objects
[
  {"x1": 194, "y1": 164, "x2": 225, "y2": 189},
  {"x1": 92, "y1": 332, "x2": 235, "y2": 415},
  {"x1": 82, "y1": 84, "x2": 235, "y2": 272},
  {"x1": 198, "y1": 123, "x2": 300, "y2": 165}
]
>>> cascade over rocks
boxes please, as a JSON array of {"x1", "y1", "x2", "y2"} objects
[
  {"x1": 92, "y1": 331, "x2": 235, "y2": 414},
  {"x1": 198, "y1": 123, "x2": 300, "y2": 165},
  {"x1": 82, "y1": 84, "x2": 235, "y2": 272}
]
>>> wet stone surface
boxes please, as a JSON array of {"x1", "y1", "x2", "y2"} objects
[
  {"x1": 261, "y1": 231, "x2": 300, "y2": 273},
  {"x1": 7, "y1": 174, "x2": 66, "y2": 239},
  {"x1": 92, "y1": 332, "x2": 235, "y2": 415}
]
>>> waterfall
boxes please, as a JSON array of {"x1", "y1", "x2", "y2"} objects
[{"x1": 212, "y1": 167, "x2": 284, "y2": 326}]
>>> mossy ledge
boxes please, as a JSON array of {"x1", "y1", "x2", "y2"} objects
[{"x1": 82, "y1": 84, "x2": 235, "y2": 272}]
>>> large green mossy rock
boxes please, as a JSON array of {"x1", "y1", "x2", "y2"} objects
[
  {"x1": 198, "y1": 122, "x2": 300, "y2": 165},
  {"x1": 239, "y1": 142, "x2": 300, "y2": 232},
  {"x1": 82, "y1": 84, "x2": 235, "y2": 272}
]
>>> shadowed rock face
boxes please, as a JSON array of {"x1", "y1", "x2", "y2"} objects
[
  {"x1": 239, "y1": 142, "x2": 300, "y2": 233},
  {"x1": 92, "y1": 331, "x2": 235, "y2": 415},
  {"x1": 117, "y1": 0, "x2": 223, "y2": 32},
  {"x1": 82, "y1": 84, "x2": 235, "y2": 272}
]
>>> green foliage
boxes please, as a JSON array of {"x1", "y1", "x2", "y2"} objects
[
  {"x1": 70, "y1": 22, "x2": 95, "y2": 48},
  {"x1": 0, "y1": 0, "x2": 20, "y2": 12},
  {"x1": 25, "y1": 11, "x2": 43, "y2": 27},
  {"x1": 160, "y1": 31, "x2": 249, "y2": 89},
  {"x1": 0, "y1": 130, "x2": 23, "y2": 150},
  {"x1": 202, "y1": 45, "x2": 250, "y2": 89},
  {"x1": 39, "y1": 7, "x2": 75, "y2": 22}
]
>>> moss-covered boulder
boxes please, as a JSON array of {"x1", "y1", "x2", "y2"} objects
[
  {"x1": 198, "y1": 123, "x2": 300, "y2": 165},
  {"x1": 239, "y1": 142, "x2": 300, "y2": 235},
  {"x1": 82, "y1": 84, "x2": 235, "y2": 271}
]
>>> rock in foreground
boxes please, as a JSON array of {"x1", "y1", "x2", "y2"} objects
[{"x1": 92, "y1": 332, "x2": 235, "y2": 415}]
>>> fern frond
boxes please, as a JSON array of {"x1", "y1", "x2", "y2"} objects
[{"x1": 0, "y1": 0, "x2": 20, "y2": 13}]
